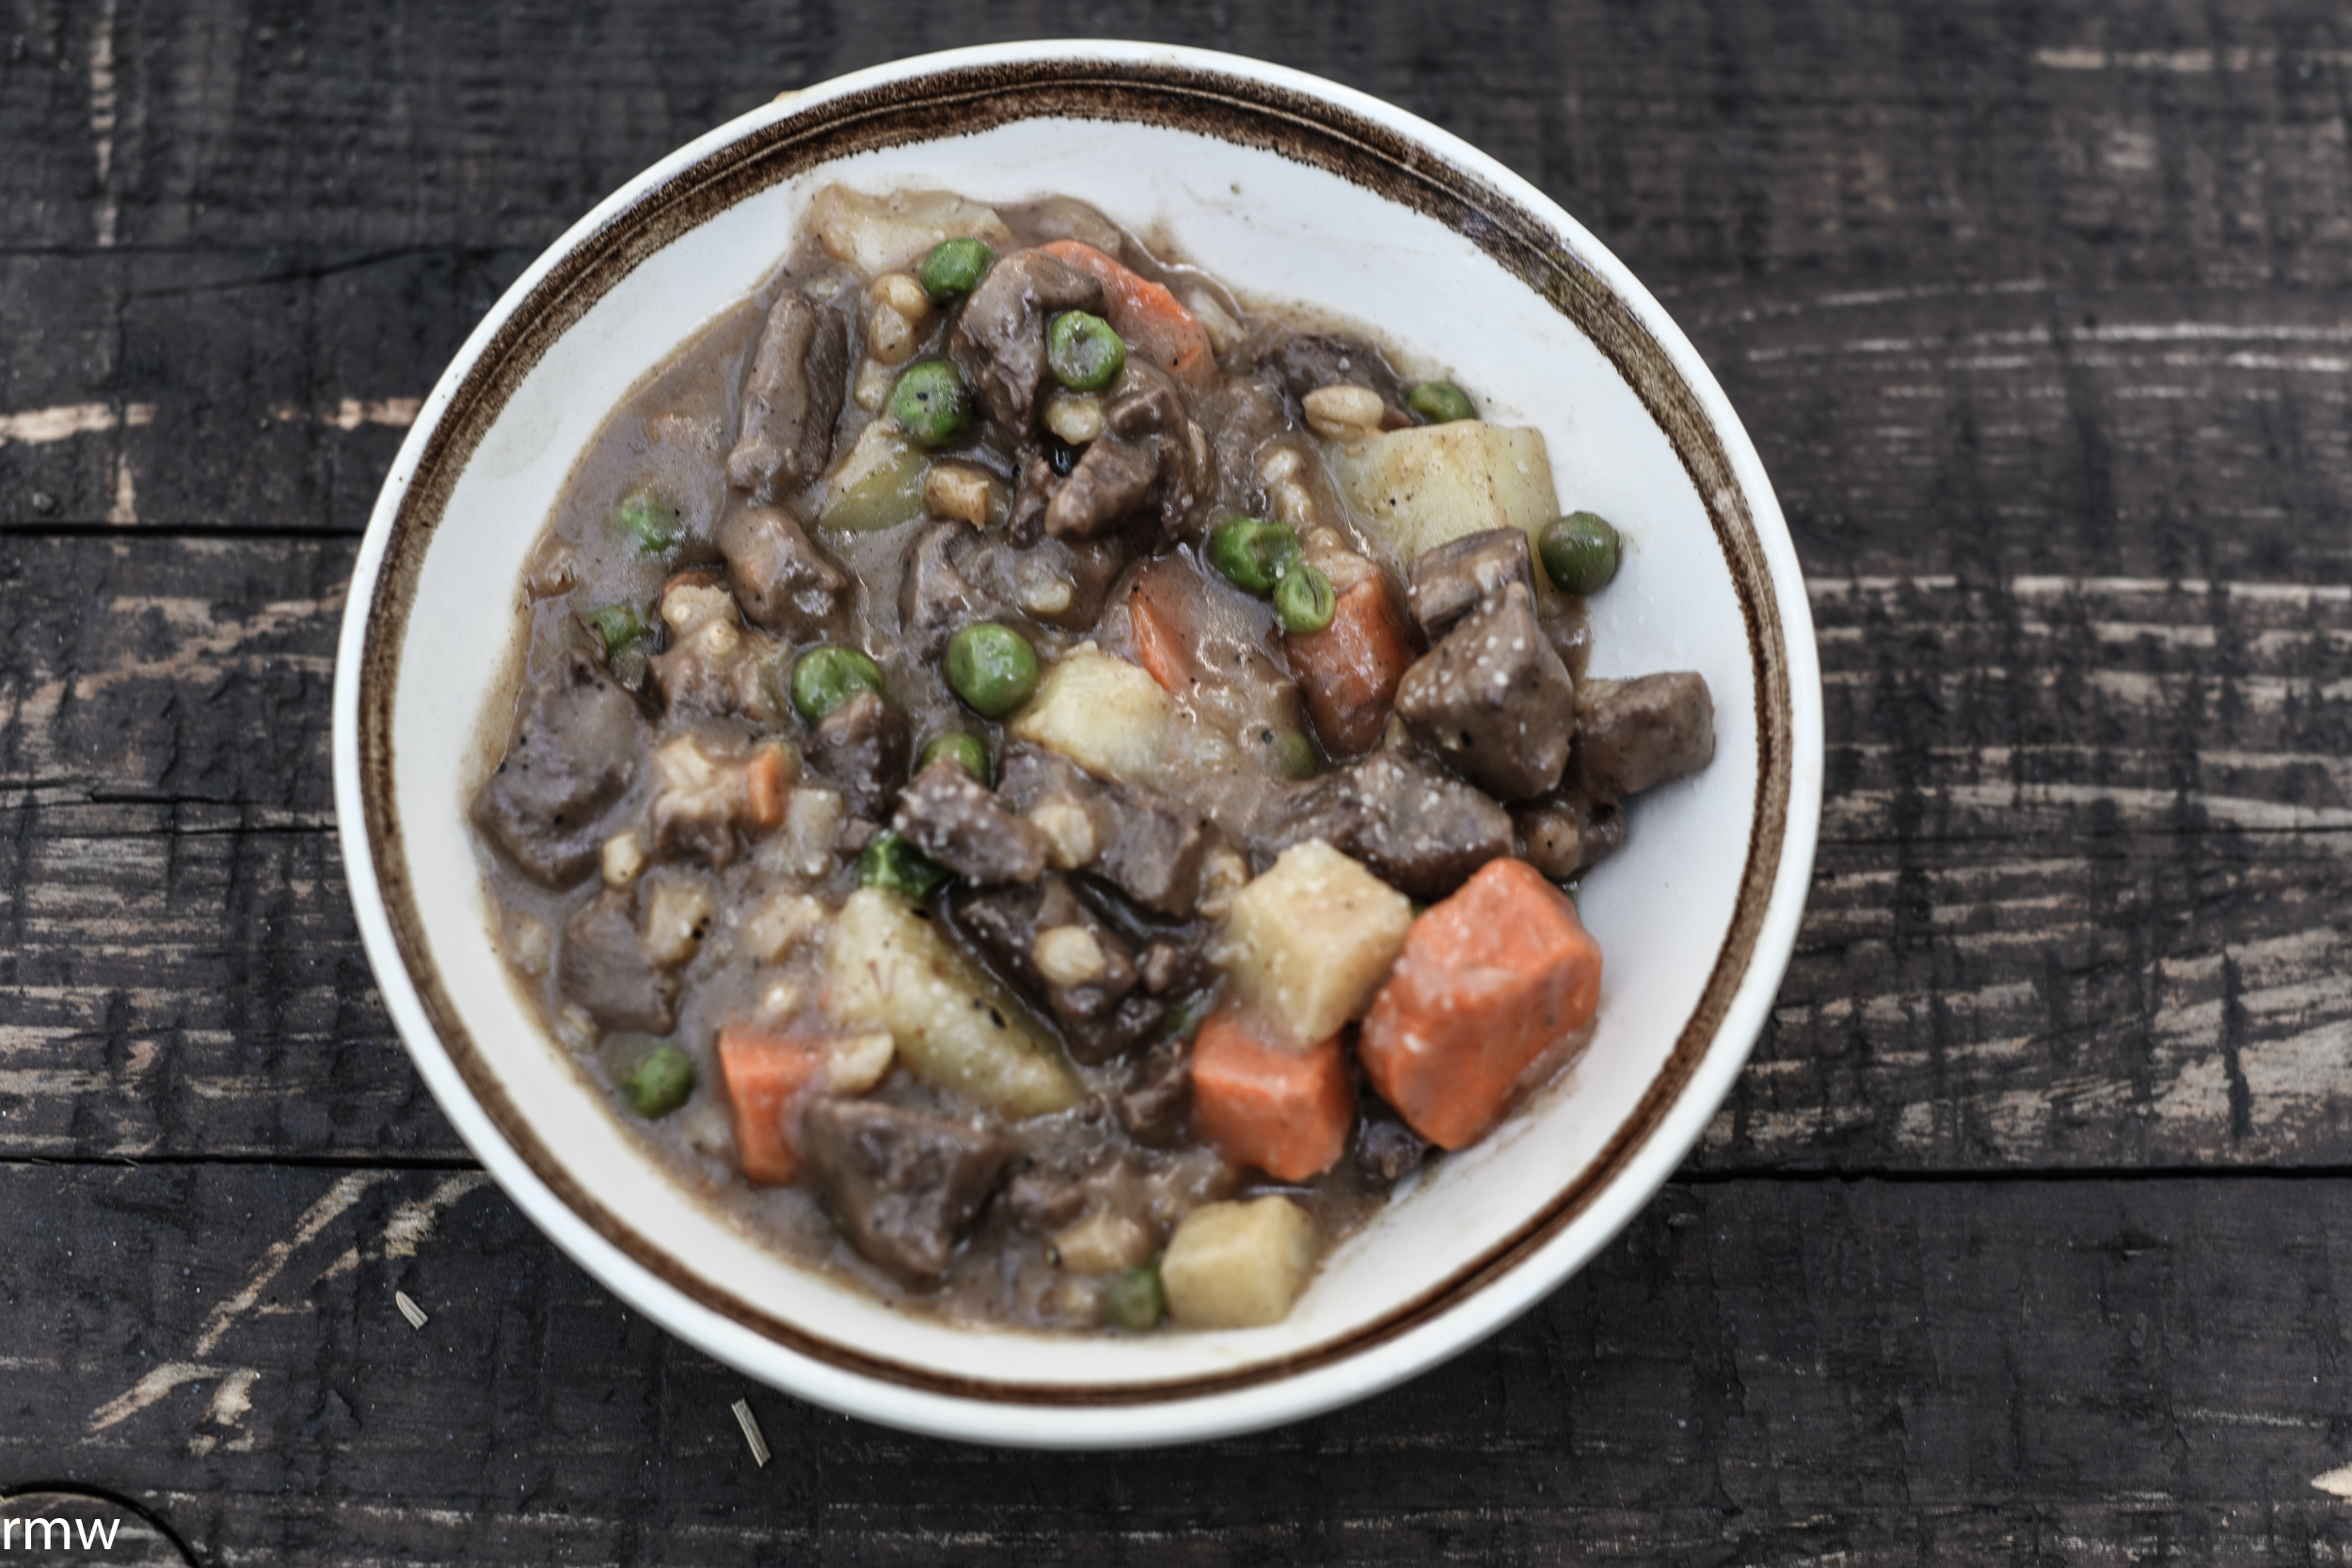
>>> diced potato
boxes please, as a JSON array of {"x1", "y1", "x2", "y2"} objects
[
  {"x1": 824, "y1": 887, "x2": 1082, "y2": 1117},
  {"x1": 817, "y1": 420, "x2": 929, "y2": 534},
  {"x1": 806, "y1": 184, "x2": 1019, "y2": 279},
  {"x1": 1327, "y1": 420, "x2": 1559, "y2": 561},
  {"x1": 1052, "y1": 1210, "x2": 1158, "y2": 1275},
  {"x1": 1213, "y1": 840, "x2": 1414, "y2": 1047},
  {"x1": 1161, "y1": 1196, "x2": 1318, "y2": 1329},
  {"x1": 825, "y1": 1030, "x2": 897, "y2": 1094},
  {"x1": 1007, "y1": 644, "x2": 1171, "y2": 787}
]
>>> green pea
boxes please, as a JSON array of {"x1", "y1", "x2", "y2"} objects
[
  {"x1": 612, "y1": 488, "x2": 680, "y2": 554},
  {"x1": 919, "y1": 731, "x2": 991, "y2": 784},
  {"x1": 918, "y1": 237, "x2": 996, "y2": 302},
  {"x1": 1046, "y1": 310, "x2": 1127, "y2": 392},
  {"x1": 1258, "y1": 724, "x2": 1318, "y2": 780},
  {"x1": 859, "y1": 831, "x2": 950, "y2": 900},
  {"x1": 1205, "y1": 515, "x2": 1301, "y2": 597},
  {"x1": 790, "y1": 644, "x2": 886, "y2": 724},
  {"x1": 1273, "y1": 561, "x2": 1337, "y2": 635},
  {"x1": 944, "y1": 622, "x2": 1041, "y2": 719},
  {"x1": 1538, "y1": 511, "x2": 1622, "y2": 596},
  {"x1": 585, "y1": 604, "x2": 651, "y2": 658},
  {"x1": 1100, "y1": 1262, "x2": 1167, "y2": 1331},
  {"x1": 1406, "y1": 380, "x2": 1477, "y2": 424},
  {"x1": 890, "y1": 359, "x2": 973, "y2": 448},
  {"x1": 618, "y1": 1045, "x2": 694, "y2": 1118}
]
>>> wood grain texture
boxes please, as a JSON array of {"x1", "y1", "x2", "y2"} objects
[{"x1": 11, "y1": 1163, "x2": 2352, "y2": 1564}]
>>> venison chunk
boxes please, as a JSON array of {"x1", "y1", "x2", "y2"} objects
[
  {"x1": 805, "y1": 690, "x2": 907, "y2": 820},
  {"x1": 1394, "y1": 582, "x2": 1575, "y2": 800},
  {"x1": 719, "y1": 504, "x2": 849, "y2": 640},
  {"x1": 1260, "y1": 331, "x2": 1410, "y2": 427},
  {"x1": 891, "y1": 761, "x2": 1052, "y2": 885},
  {"x1": 1259, "y1": 747, "x2": 1512, "y2": 901},
  {"x1": 557, "y1": 890, "x2": 678, "y2": 1035},
  {"x1": 472, "y1": 650, "x2": 649, "y2": 885},
  {"x1": 1043, "y1": 371, "x2": 1197, "y2": 540},
  {"x1": 1514, "y1": 789, "x2": 1628, "y2": 880},
  {"x1": 954, "y1": 875, "x2": 1163, "y2": 1063},
  {"x1": 898, "y1": 522, "x2": 1008, "y2": 661},
  {"x1": 798, "y1": 1099, "x2": 1016, "y2": 1286},
  {"x1": 998, "y1": 744, "x2": 1216, "y2": 918},
  {"x1": 1573, "y1": 673, "x2": 1717, "y2": 800},
  {"x1": 948, "y1": 249, "x2": 1105, "y2": 431},
  {"x1": 1407, "y1": 527, "x2": 1533, "y2": 641},
  {"x1": 726, "y1": 292, "x2": 850, "y2": 499}
]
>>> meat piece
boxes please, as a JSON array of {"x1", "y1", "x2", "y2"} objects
[
  {"x1": 719, "y1": 504, "x2": 849, "y2": 640},
  {"x1": 947, "y1": 248, "x2": 1105, "y2": 431},
  {"x1": 726, "y1": 291, "x2": 850, "y2": 499},
  {"x1": 1139, "y1": 926, "x2": 1212, "y2": 996},
  {"x1": 1000, "y1": 744, "x2": 1219, "y2": 918},
  {"x1": 1407, "y1": 528, "x2": 1533, "y2": 642},
  {"x1": 1043, "y1": 371, "x2": 1197, "y2": 540},
  {"x1": 891, "y1": 760, "x2": 1052, "y2": 885},
  {"x1": 953, "y1": 875, "x2": 1163, "y2": 1063},
  {"x1": 962, "y1": 532, "x2": 1128, "y2": 629},
  {"x1": 804, "y1": 689, "x2": 908, "y2": 819},
  {"x1": 645, "y1": 604, "x2": 787, "y2": 725},
  {"x1": 797, "y1": 1098, "x2": 1017, "y2": 1286},
  {"x1": 1514, "y1": 789, "x2": 1628, "y2": 880},
  {"x1": 1258, "y1": 747, "x2": 1513, "y2": 901},
  {"x1": 1002, "y1": 1164, "x2": 1092, "y2": 1233},
  {"x1": 556, "y1": 889, "x2": 678, "y2": 1034},
  {"x1": 898, "y1": 522, "x2": 1009, "y2": 660},
  {"x1": 1393, "y1": 582, "x2": 1576, "y2": 801},
  {"x1": 1353, "y1": 1105, "x2": 1432, "y2": 1189},
  {"x1": 1260, "y1": 331, "x2": 1410, "y2": 426},
  {"x1": 1005, "y1": 452, "x2": 1058, "y2": 545},
  {"x1": 1573, "y1": 673, "x2": 1718, "y2": 800},
  {"x1": 472, "y1": 650, "x2": 650, "y2": 885},
  {"x1": 1116, "y1": 1038, "x2": 1194, "y2": 1148}
]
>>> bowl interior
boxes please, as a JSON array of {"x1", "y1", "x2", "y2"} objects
[{"x1": 345, "y1": 49, "x2": 1808, "y2": 1442}]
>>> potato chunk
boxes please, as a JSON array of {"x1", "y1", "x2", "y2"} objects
[
  {"x1": 1212, "y1": 840, "x2": 1414, "y2": 1047},
  {"x1": 1327, "y1": 420, "x2": 1558, "y2": 561},
  {"x1": 824, "y1": 888, "x2": 1082, "y2": 1117},
  {"x1": 1161, "y1": 1196, "x2": 1318, "y2": 1329},
  {"x1": 1007, "y1": 644, "x2": 1171, "y2": 787},
  {"x1": 807, "y1": 184, "x2": 1018, "y2": 279}
]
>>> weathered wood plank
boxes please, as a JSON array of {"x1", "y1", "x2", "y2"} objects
[
  {"x1": 10, "y1": 1164, "x2": 2352, "y2": 1563},
  {"x1": 6, "y1": 538, "x2": 2350, "y2": 1167}
]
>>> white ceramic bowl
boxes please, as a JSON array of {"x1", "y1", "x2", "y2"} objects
[{"x1": 332, "y1": 40, "x2": 1822, "y2": 1448}]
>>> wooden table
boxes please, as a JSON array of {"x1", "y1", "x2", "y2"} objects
[{"x1": 6, "y1": 3, "x2": 2349, "y2": 1560}]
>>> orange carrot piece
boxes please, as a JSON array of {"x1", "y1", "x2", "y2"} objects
[
  {"x1": 1358, "y1": 860, "x2": 1603, "y2": 1150},
  {"x1": 1123, "y1": 563, "x2": 1199, "y2": 694},
  {"x1": 1041, "y1": 240, "x2": 1217, "y2": 390},
  {"x1": 1191, "y1": 1008, "x2": 1356, "y2": 1182},
  {"x1": 743, "y1": 742, "x2": 791, "y2": 831},
  {"x1": 717, "y1": 1025, "x2": 826, "y2": 1185},
  {"x1": 1283, "y1": 576, "x2": 1418, "y2": 755}
]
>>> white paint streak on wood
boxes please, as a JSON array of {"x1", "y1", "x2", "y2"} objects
[
  {"x1": 394, "y1": 1291, "x2": 429, "y2": 1330},
  {"x1": 2312, "y1": 1462, "x2": 2352, "y2": 1497},
  {"x1": 106, "y1": 453, "x2": 136, "y2": 524},
  {"x1": 2038, "y1": 45, "x2": 2352, "y2": 73},
  {"x1": 381, "y1": 1172, "x2": 490, "y2": 1258},
  {"x1": 183, "y1": 1367, "x2": 262, "y2": 1456},
  {"x1": 268, "y1": 398, "x2": 422, "y2": 430},
  {"x1": 0, "y1": 403, "x2": 155, "y2": 444},
  {"x1": 192, "y1": 1171, "x2": 388, "y2": 1356},
  {"x1": 89, "y1": 1362, "x2": 234, "y2": 1431},
  {"x1": 88, "y1": 0, "x2": 119, "y2": 246}
]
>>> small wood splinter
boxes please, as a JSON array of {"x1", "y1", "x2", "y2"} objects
[
  {"x1": 393, "y1": 1291, "x2": 429, "y2": 1331},
  {"x1": 731, "y1": 1399, "x2": 771, "y2": 1467}
]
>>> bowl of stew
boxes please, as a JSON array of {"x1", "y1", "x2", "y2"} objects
[{"x1": 332, "y1": 40, "x2": 1822, "y2": 1447}]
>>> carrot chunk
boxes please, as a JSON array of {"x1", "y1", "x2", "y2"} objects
[
  {"x1": 743, "y1": 741, "x2": 792, "y2": 831},
  {"x1": 1283, "y1": 575, "x2": 1418, "y2": 754},
  {"x1": 1358, "y1": 859, "x2": 1603, "y2": 1150},
  {"x1": 1041, "y1": 240, "x2": 1217, "y2": 390},
  {"x1": 1191, "y1": 1008, "x2": 1356, "y2": 1182},
  {"x1": 716, "y1": 1025, "x2": 826, "y2": 1185}
]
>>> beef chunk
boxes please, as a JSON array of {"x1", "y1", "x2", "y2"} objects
[
  {"x1": 948, "y1": 249, "x2": 1105, "y2": 431},
  {"x1": 1260, "y1": 331, "x2": 1409, "y2": 426},
  {"x1": 556, "y1": 890, "x2": 678, "y2": 1034},
  {"x1": 998, "y1": 744, "x2": 1217, "y2": 917},
  {"x1": 1259, "y1": 747, "x2": 1512, "y2": 901},
  {"x1": 898, "y1": 522, "x2": 1009, "y2": 660},
  {"x1": 891, "y1": 760, "x2": 1052, "y2": 885},
  {"x1": 1002, "y1": 1163, "x2": 1092, "y2": 1233},
  {"x1": 805, "y1": 689, "x2": 907, "y2": 819},
  {"x1": 798, "y1": 1099, "x2": 1017, "y2": 1286},
  {"x1": 1042, "y1": 372, "x2": 1197, "y2": 540},
  {"x1": 1394, "y1": 582, "x2": 1576, "y2": 801},
  {"x1": 1115, "y1": 1038, "x2": 1193, "y2": 1148},
  {"x1": 1408, "y1": 528, "x2": 1533, "y2": 642},
  {"x1": 1573, "y1": 673, "x2": 1716, "y2": 800},
  {"x1": 472, "y1": 650, "x2": 649, "y2": 885},
  {"x1": 965, "y1": 532, "x2": 1127, "y2": 629},
  {"x1": 726, "y1": 291, "x2": 850, "y2": 499},
  {"x1": 954, "y1": 875, "x2": 1164, "y2": 1063},
  {"x1": 719, "y1": 504, "x2": 849, "y2": 640},
  {"x1": 1514, "y1": 789, "x2": 1627, "y2": 880},
  {"x1": 1005, "y1": 453, "x2": 1057, "y2": 545}
]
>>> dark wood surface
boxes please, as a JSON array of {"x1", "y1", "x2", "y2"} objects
[{"x1": 5, "y1": 1, "x2": 2350, "y2": 1560}]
